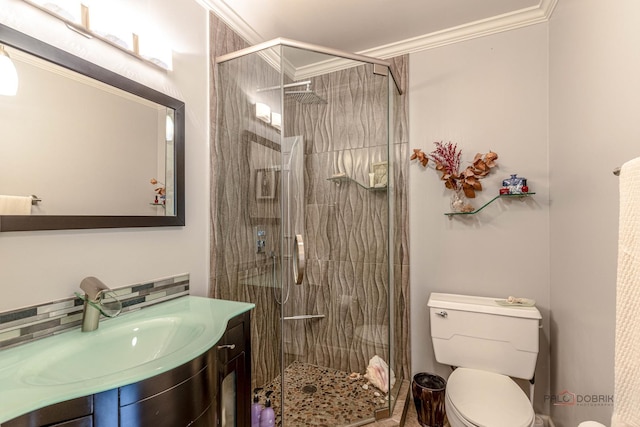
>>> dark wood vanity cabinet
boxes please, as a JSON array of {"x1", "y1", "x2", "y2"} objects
[
  {"x1": 2, "y1": 311, "x2": 251, "y2": 427},
  {"x1": 1, "y1": 397, "x2": 94, "y2": 427}
]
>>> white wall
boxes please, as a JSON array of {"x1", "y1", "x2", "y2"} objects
[
  {"x1": 409, "y1": 23, "x2": 551, "y2": 413},
  {"x1": 0, "y1": 0, "x2": 210, "y2": 311},
  {"x1": 549, "y1": 0, "x2": 640, "y2": 425}
]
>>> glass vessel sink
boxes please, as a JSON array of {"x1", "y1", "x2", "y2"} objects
[
  {"x1": 19, "y1": 316, "x2": 206, "y2": 386},
  {"x1": 0, "y1": 295, "x2": 254, "y2": 424}
]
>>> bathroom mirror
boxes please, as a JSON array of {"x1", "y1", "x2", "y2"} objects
[{"x1": 0, "y1": 24, "x2": 185, "y2": 231}]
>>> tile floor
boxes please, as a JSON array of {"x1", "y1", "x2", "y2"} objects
[
  {"x1": 257, "y1": 361, "x2": 389, "y2": 426},
  {"x1": 404, "y1": 408, "x2": 421, "y2": 427},
  {"x1": 256, "y1": 363, "x2": 448, "y2": 427}
]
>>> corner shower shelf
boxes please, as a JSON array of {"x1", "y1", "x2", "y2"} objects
[
  {"x1": 327, "y1": 175, "x2": 387, "y2": 192},
  {"x1": 445, "y1": 192, "x2": 535, "y2": 217}
]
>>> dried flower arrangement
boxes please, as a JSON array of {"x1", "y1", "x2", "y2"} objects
[
  {"x1": 150, "y1": 178, "x2": 166, "y2": 196},
  {"x1": 411, "y1": 141, "x2": 498, "y2": 199},
  {"x1": 150, "y1": 178, "x2": 166, "y2": 205}
]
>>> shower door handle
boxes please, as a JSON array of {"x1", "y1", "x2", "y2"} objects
[{"x1": 293, "y1": 234, "x2": 305, "y2": 285}]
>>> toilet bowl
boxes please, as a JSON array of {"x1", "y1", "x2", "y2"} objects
[
  {"x1": 428, "y1": 293, "x2": 542, "y2": 427},
  {"x1": 578, "y1": 422, "x2": 607, "y2": 427},
  {"x1": 444, "y1": 368, "x2": 535, "y2": 427}
]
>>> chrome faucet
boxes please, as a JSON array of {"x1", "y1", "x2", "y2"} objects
[{"x1": 79, "y1": 276, "x2": 122, "y2": 332}]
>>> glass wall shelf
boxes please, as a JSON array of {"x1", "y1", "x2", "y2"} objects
[
  {"x1": 327, "y1": 176, "x2": 387, "y2": 192},
  {"x1": 445, "y1": 192, "x2": 535, "y2": 217}
]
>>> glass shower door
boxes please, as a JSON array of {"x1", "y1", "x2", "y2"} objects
[
  {"x1": 215, "y1": 40, "x2": 396, "y2": 426},
  {"x1": 277, "y1": 45, "x2": 393, "y2": 426}
]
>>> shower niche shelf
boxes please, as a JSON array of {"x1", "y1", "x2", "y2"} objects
[
  {"x1": 445, "y1": 192, "x2": 535, "y2": 217},
  {"x1": 327, "y1": 175, "x2": 387, "y2": 192}
]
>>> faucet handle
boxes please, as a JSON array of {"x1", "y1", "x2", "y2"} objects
[
  {"x1": 99, "y1": 290, "x2": 122, "y2": 317},
  {"x1": 78, "y1": 277, "x2": 122, "y2": 318},
  {"x1": 80, "y1": 276, "x2": 110, "y2": 301},
  {"x1": 75, "y1": 290, "x2": 122, "y2": 318}
]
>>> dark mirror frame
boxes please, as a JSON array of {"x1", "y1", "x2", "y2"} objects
[{"x1": 0, "y1": 24, "x2": 185, "y2": 232}]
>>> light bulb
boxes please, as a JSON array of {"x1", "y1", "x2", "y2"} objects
[
  {"x1": 0, "y1": 46, "x2": 18, "y2": 96},
  {"x1": 165, "y1": 113, "x2": 174, "y2": 142},
  {"x1": 271, "y1": 112, "x2": 281, "y2": 130},
  {"x1": 256, "y1": 102, "x2": 271, "y2": 123}
]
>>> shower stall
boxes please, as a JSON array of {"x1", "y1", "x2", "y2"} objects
[{"x1": 213, "y1": 37, "x2": 404, "y2": 426}]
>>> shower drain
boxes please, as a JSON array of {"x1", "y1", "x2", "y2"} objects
[{"x1": 302, "y1": 384, "x2": 318, "y2": 394}]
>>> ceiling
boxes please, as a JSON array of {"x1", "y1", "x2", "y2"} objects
[{"x1": 200, "y1": 0, "x2": 556, "y2": 60}]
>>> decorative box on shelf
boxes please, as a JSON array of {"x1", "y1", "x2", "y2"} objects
[{"x1": 500, "y1": 174, "x2": 529, "y2": 195}]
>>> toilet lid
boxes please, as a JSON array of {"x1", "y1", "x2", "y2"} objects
[{"x1": 446, "y1": 368, "x2": 534, "y2": 427}]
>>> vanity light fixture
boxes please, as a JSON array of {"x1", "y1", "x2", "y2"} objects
[
  {"x1": 0, "y1": 45, "x2": 18, "y2": 96},
  {"x1": 271, "y1": 112, "x2": 282, "y2": 130},
  {"x1": 165, "y1": 113, "x2": 175, "y2": 142},
  {"x1": 19, "y1": 0, "x2": 173, "y2": 70},
  {"x1": 256, "y1": 102, "x2": 271, "y2": 124}
]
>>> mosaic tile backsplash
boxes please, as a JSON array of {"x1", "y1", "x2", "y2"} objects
[{"x1": 0, "y1": 273, "x2": 189, "y2": 350}]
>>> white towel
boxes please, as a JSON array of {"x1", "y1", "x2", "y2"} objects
[
  {"x1": 613, "y1": 157, "x2": 640, "y2": 427},
  {"x1": 0, "y1": 195, "x2": 32, "y2": 215}
]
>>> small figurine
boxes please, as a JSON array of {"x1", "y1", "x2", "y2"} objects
[{"x1": 501, "y1": 174, "x2": 527, "y2": 194}]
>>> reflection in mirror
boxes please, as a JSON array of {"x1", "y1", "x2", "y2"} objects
[
  {"x1": 0, "y1": 24, "x2": 184, "y2": 231},
  {"x1": 247, "y1": 132, "x2": 281, "y2": 221},
  {"x1": 245, "y1": 131, "x2": 304, "y2": 234}
]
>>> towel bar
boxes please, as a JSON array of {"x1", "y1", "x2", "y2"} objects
[{"x1": 283, "y1": 314, "x2": 325, "y2": 320}]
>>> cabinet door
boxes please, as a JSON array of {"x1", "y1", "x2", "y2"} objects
[
  {"x1": 51, "y1": 415, "x2": 93, "y2": 427},
  {"x1": 219, "y1": 353, "x2": 248, "y2": 427},
  {"x1": 2, "y1": 396, "x2": 93, "y2": 427},
  {"x1": 119, "y1": 352, "x2": 210, "y2": 406},
  {"x1": 120, "y1": 365, "x2": 214, "y2": 427},
  {"x1": 189, "y1": 402, "x2": 216, "y2": 427},
  {"x1": 217, "y1": 312, "x2": 251, "y2": 427}
]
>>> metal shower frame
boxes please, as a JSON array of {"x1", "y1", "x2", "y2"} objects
[{"x1": 215, "y1": 37, "x2": 403, "y2": 95}]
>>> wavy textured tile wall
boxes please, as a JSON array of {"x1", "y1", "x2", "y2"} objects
[{"x1": 210, "y1": 13, "x2": 410, "y2": 389}]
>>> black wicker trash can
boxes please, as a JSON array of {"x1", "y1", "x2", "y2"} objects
[{"x1": 412, "y1": 372, "x2": 446, "y2": 427}]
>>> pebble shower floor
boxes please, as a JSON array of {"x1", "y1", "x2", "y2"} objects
[{"x1": 256, "y1": 361, "x2": 389, "y2": 426}]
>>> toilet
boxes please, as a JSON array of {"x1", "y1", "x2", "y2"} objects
[{"x1": 428, "y1": 293, "x2": 542, "y2": 427}]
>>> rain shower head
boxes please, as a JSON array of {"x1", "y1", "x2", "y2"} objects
[
  {"x1": 285, "y1": 83, "x2": 327, "y2": 105},
  {"x1": 256, "y1": 80, "x2": 328, "y2": 104}
]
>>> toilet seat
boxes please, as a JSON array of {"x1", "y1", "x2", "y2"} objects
[{"x1": 446, "y1": 368, "x2": 535, "y2": 427}]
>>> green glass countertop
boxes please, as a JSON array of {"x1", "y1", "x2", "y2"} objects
[{"x1": 0, "y1": 296, "x2": 254, "y2": 423}]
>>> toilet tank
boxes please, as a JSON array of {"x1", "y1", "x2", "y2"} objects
[{"x1": 428, "y1": 293, "x2": 541, "y2": 380}]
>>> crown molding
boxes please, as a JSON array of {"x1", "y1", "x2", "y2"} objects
[
  {"x1": 363, "y1": 0, "x2": 558, "y2": 59},
  {"x1": 199, "y1": 0, "x2": 300, "y2": 80},
  {"x1": 196, "y1": 0, "x2": 264, "y2": 46}
]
